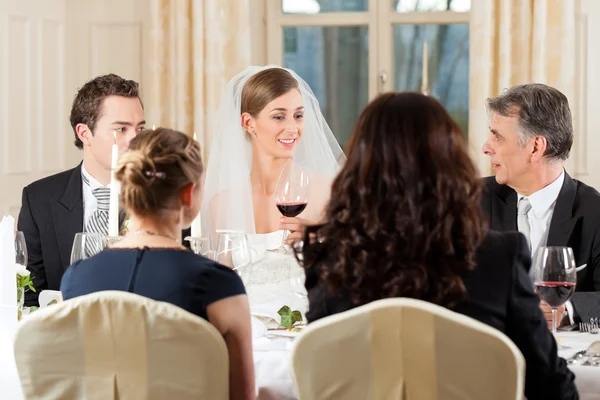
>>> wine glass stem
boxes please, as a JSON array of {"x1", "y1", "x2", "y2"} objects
[
  {"x1": 282, "y1": 229, "x2": 290, "y2": 245},
  {"x1": 552, "y1": 308, "x2": 558, "y2": 334}
]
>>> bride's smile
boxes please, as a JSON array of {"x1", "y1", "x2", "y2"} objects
[{"x1": 277, "y1": 137, "x2": 297, "y2": 147}]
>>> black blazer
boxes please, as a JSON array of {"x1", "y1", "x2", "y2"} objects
[
  {"x1": 18, "y1": 165, "x2": 86, "y2": 305},
  {"x1": 306, "y1": 231, "x2": 578, "y2": 400},
  {"x1": 17, "y1": 164, "x2": 190, "y2": 305},
  {"x1": 481, "y1": 172, "x2": 600, "y2": 291}
]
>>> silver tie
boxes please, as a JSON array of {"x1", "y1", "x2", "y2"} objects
[
  {"x1": 517, "y1": 197, "x2": 532, "y2": 252},
  {"x1": 84, "y1": 187, "x2": 110, "y2": 258}
]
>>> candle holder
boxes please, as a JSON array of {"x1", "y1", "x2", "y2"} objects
[{"x1": 185, "y1": 236, "x2": 211, "y2": 258}]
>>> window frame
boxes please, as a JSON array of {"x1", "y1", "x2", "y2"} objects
[{"x1": 266, "y1": 0, "x2": 470, "y2": 100}]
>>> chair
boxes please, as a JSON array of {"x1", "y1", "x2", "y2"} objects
[
  {"x1": 13, "y1": 291, "x2": 229, "y2": 400},
  {"x1": 291, "y1": 298, "x2": 525, "y2": 400}
]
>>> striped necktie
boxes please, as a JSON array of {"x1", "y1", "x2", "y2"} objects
[{"x1": 83, "y1": 185, "x2": 111, "y2": 258}]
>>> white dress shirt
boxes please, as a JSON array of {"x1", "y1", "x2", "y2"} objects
[
  {"x1": 81, "y1": 164, "x2": 109, "y2": 228},
  {"x1": 516, "y1": 169, "x2": 565, "y2": 261}
]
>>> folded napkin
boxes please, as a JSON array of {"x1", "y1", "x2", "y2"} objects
[
  {"x1": 248, "y1": 282, "x2": 307, "y2": 329},
  {"x1": 0, "y1": 216, "x2": 17, "y2": 337},
  {"x1": 38, "y1": 290, "x2": 62, "y2": 308},
  {"x1": 571, "y1": 292, "x2": 600, "y2": 323}
]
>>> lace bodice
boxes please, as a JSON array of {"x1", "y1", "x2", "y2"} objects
[{"x1": 245, "y1": 230, "x2": 304, "y2": 286}]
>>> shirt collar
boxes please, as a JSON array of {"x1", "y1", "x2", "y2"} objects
[
  {"x1": 517, "y1": 169, "x2": 565, "y2": 219},
  {"x1": 81, "y1": 163, "x2": 107, "y2": 190}
]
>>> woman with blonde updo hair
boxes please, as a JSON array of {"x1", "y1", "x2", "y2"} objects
[{"x1": 61, "y1": 128, "x2": 255, "y2": 400}]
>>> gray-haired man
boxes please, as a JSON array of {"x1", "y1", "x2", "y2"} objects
[{"x1": 481, "y1": 83, "x2": 600, "y2": 327}]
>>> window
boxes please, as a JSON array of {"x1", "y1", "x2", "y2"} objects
[{"x1": 268, "y1": 0, "x2": 470, "y2": 147}]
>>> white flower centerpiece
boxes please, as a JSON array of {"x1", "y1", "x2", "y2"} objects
[{"x1": 16, "y1": 264, "x2": 35, "y2": 320}]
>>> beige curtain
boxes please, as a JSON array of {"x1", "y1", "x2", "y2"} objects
[
  {"x1": 147, "y1": 0, "x2": 251, "y2": 160},
  {"x1": 469, "y1": 0, "x2": 576, "y2": 175}
]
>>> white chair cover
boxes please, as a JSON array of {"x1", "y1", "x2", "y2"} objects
[
  {"x1": 291, "y1": 298, "x2": 525, "y2": 400},
  {"x1": 13, "y1": 291, "x2": 229, "y2": 400}
]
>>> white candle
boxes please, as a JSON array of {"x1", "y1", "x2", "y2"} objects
[
  {"x1": 108, "y1": 130, "x2": 120, "y2": 237},
  {"x1": 190, "y1": 132, "x2": 202, "y2": 238},
  {"x1": 422, "y1": 41, "x2": 429, "y2": 95},
  {"x1": 152, "y1": 124, "x2": 156, "y2": 131}
]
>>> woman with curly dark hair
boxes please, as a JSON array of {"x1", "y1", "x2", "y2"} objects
[{"x1": 300, "y1": 92, "x2": 577, "y2": 400}]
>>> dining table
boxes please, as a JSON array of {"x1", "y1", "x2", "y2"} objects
[{"x1": 2, "y1": 289, "x2": 600, "y2": 400}]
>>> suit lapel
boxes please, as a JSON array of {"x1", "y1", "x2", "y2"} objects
[
  {"x1": 547, "y1": 172, "x2": 578, "y2": 246},
  {"x1": 489, "y1": 184, "x2": 518, "y2": 231},
  {"x1": 52, "y1": 164, "x2": 84, "y2": 268}
]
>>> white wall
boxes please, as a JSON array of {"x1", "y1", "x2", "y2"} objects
[{"x1": 0, "y1": 0, "x2": 70, "y2": 221}]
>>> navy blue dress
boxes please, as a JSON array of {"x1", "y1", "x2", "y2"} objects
[{"x1": 61, "y1": 248, "x2": 245, "y2": 321}]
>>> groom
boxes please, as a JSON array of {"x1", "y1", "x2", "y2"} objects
[{"x1": 18, "y1": 74, "x2": 146, "y2": 306}]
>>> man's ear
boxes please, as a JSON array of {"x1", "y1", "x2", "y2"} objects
[
  {"x1": 531, "y1": 136, "x2": 548, "y2": 163},
  {"x1": 76, "y1": 123, "x2": 93, "y2": 146}
]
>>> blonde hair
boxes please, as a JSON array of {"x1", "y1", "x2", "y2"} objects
[
  {"x1": 115, "y1": 128, "x2": 203, "y2": 216},
  {"x1": 241, "y1": 68, "x2": 299, "y2": 117}
]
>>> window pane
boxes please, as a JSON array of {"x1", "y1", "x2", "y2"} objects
[
  {"x1": 393, "y1": 24, "x2": 469, "y2": 135},
  {"x1": 283, "y1": 26, "x2": 369, "y2": 148},
  {"x1": 282, "y1": 0, "x2": 368, "y2": 14},
  {"x1": 393, "y1": 0, "x2": 470, "y2": 12}
]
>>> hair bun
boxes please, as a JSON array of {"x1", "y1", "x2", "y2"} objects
[{"x1": 116, "y1": 150, "x2": 157, "y2": 188}]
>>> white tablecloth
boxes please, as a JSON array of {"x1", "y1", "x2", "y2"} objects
[{"x1": 557, "y1": 331, "x2": 600, "y2": 400}]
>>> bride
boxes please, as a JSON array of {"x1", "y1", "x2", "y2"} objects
[{"x1": 202, "y1": 65, "x2": 344, "y2": 286}]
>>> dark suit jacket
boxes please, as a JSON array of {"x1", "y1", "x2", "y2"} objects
[
  {"x1": 18, "y1": 165, "x2": 86, "y2": 305},
  {"x1": 481, "y1": 172, "x2": 600, "y2": 291},
  {"x1": 17, "y1": 163, "x2": 190, "y2": 305},
  {"x1": 306, "y1": 231, "x2": 578, "y2": 400}
]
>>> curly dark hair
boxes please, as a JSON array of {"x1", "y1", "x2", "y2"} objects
[
  {"x1": 70, "y1": 73, "x2": 142, "y2": 149},
  {"x1": 300, "y1": 92, "x2": 485, "y2": 308}
]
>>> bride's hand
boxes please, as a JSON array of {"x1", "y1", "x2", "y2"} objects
[{"x1": 280, "y1": 217, "x2": 310, "y2": 244}]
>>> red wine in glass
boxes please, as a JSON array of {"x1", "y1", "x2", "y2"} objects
[
  {"x1": 276, "y1": 202, "x2": 308, "y2": 218},
  {"x1": 532, "y1": 246, "x2": 577, "y2": 336},
  {"x1": 274, "y1": 162, "x2": 310, "y2": 253},
  {"x1": 534, "y1": 281, "x2": 576, "y2": 308}
]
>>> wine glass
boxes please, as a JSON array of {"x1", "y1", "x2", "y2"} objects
[
  {"x1": 70, "y1": 233, "x2": 113, "y2": 264},
  {"x1": 15, "y1": 231, "x2": 28, "y2": 267},
  {"x1": 290, "y1": 239, "x2": 308, "y2": 309},
  {"x1": 533, "y1": 246, "x2": 577, "y2": 335},
  {"x1": 214, "y1": 231, "x2": 254, "y2": 284},
  {"x1": 274, "y1": 162, "x2": 310, "y2": 252},
  {"x1": 185, "y1": 236, "x2": 212, "y2": 258}
]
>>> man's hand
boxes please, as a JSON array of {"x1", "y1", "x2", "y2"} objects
[
  {"x1": 540, "y1": 302, "x2": 566, "y2": 330},
  {"x1": 280, "y1": 217, "x2": 311, "y2": 245}
]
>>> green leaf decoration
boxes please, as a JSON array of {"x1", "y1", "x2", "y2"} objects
[
  {"x1": 29, "y1": 306, "x2": 39, "y2": 313},
  {"x1": 291, "y1": 310, "x2": 303, "y2": 324},
  {"x1": 48, "y1": 299, "x2": 58, "y2": 306},
  {"x1": 277, "y1": 305, "x2": 303, "y2": 329}
]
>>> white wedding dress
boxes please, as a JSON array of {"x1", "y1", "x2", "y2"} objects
[
  {"x1": 246, "y1": 230, "x2": 304, "y2": 286},
  {"x1": 242, "y1": 230, "x2": 308, "y2": 319}
]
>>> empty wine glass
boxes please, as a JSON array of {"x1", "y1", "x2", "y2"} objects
[
  {"x1": 15, "y1": 231, "x2": 28, "y2": 267},
  {"x1": 214, "y1": 231, "x2": 254, "y2": 284},
  {"x1": 70, "y1": 233, "x2": 114, "y2": 264},
  {"x1": 533, "y1": 246, "x2": 577, "y2": 335},
  {"x1": 185, "y1": 236, "x2": 212, "y2": 258},
  {"x1": 290, "y1": 240, "x2": 309, "y2": 310},
  {"x1": 274, "y1": 161, "x2": 310, "y2": 252}
]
